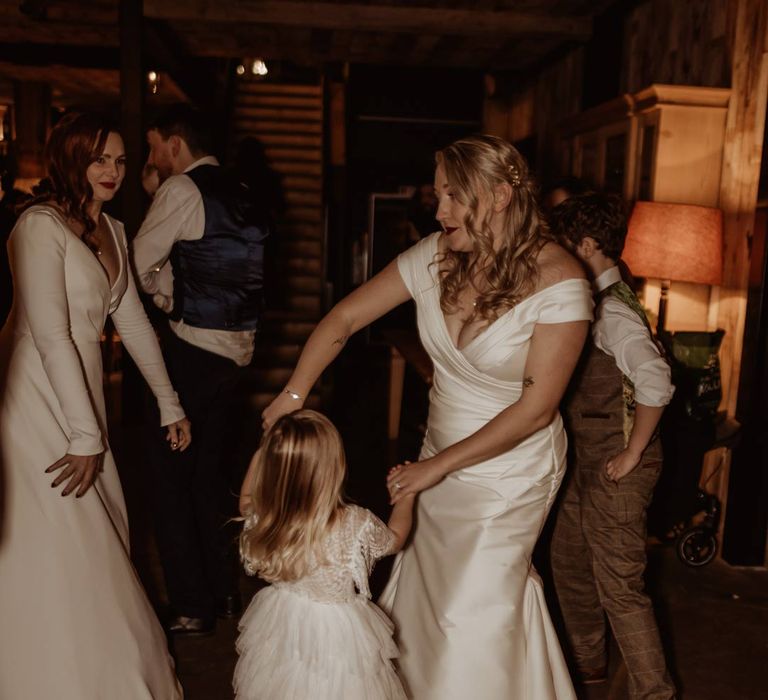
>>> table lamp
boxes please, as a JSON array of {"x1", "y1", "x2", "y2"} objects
[{"x1": 622, "y1": 201, "x2": 723, "y2": 334}]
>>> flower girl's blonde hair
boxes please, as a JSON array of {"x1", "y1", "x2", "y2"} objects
[{"x1": 240, "y1": 409, "x2": 347, "y2": 582}]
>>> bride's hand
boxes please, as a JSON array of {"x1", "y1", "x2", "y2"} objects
[
  {"x1": 166, "y1": 417, "x2": 192, "y2": 452},
  {"x1": 262, "y1": 391, "x2": 304, "y2": 431},
  {"x1": 387, "y1": 458, "x2": 446, "y2": 504},
  {"x1": 46, "y1": 451, "x2": 105, "y2": 497}
]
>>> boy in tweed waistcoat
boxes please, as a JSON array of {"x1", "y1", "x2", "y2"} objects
[{"x1": 550, "y1": 193, "x2": 676, "y2": 700}]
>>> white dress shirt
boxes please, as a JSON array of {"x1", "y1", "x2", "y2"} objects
[
  {"x1": 132, "y1": 156, "x2": 255, "y2": 367},
  {"x1": 593, "y1": 266, "x2": 674, "y2": 407}
]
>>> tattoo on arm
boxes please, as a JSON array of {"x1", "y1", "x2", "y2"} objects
[
  {"x1": 523, "y1": 376, "x2": 535, "y2": 388},
  {"x1": 332, "y1": 335, "x2": 348, "y2": 347}
]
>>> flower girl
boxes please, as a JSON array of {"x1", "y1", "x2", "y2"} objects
[{"x1": 234, "y1": 409, "x2": 413, "y2": 699}]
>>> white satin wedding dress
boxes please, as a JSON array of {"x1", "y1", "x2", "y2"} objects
[
  {"x1": 0, "y1": 206, "x2": 183, "y2": 699},
  {"x1": 380, "y1": 233, "x2": 592, "y2": 699}
]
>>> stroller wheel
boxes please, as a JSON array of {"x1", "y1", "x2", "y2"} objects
[{"x1": 677, "y1": 526, "x2": 717, "y2": 567}]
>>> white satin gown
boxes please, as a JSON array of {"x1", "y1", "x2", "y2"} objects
[
  {"x1": 380, "y1": 233, "x2": 593, "y2": 699},
  {"x1": 0, "y1": 206, "x2": 184, "y2": 699}
]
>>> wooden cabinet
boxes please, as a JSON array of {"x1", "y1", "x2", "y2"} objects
[
  {"x1": 562, "y1": 84, "x2": 731, "y2": 333},
  {"x1": 561, "y1": 94, "x2": 636, "y2": 199}
]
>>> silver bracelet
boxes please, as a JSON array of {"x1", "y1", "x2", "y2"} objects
[{"x1": 283, "y1": 388, "x2": 304, "y2": 401}]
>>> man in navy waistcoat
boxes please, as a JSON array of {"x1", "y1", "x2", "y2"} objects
[{"x1": 133, "y1": 104, "x2": 268, "y2": 635}]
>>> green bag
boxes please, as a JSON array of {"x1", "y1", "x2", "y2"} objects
[{"x1": 662, "y1": 330, "x2": 724, "y2": 421}]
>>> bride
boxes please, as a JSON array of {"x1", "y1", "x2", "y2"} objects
[
  {"x1": 263, "y1": 134, "x2": 592, "y2": 698},
  {"x1": 0, "y1": 112, "x2": 188, "y2": 699}
]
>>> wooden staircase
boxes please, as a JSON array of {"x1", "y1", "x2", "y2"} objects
[{"x1": 229, "y1": 80, "x2": 326, "y2": 414}]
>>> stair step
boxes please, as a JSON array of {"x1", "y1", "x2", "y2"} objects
[
  {"x1": 235, "y1": 95, "x2": 322, "y2": 109},
  {"x1": 232, "y1": 107, "x2": 323, "y2": 122},
  {"x1": 277, "y1": 294, "x2": 322, "y2": 315},
  {"x1": 233, "y1": 119, "x2": 323, "y2": 135},
  {"x1": 270, "y1": 161, "x2": 323, "y2": 177},
  {"x1": 283, "y1": 206, "x2": 323, "y2": 224},
  {"x1": 262, "y1": 318, "x2": 317, "y2": 342},
  {"x1": 282, "y1": 256, "x2": 322, "y2": 275},
  {"x1": 284, "y1": 190, "x2": 323, "y2": 207},
  {"x1": 274, "y1": 276, "x2": 323, "y2": 294},
  {"x1": 243, "y1": 132, "x2": 322, "y2": 149},
  {"x1": 282, "y1": 240, "x2": 322, "y2": 257},
  {"x1": 280, "y1": 222, "x2": 322, "y2": 240},
  {"x1": 281, "y1": 175, "x2": 322, "y2": 192},
  {"x1": 237, "y1": 83, "x2": 322, "y2": 97},
  {"x1": 264, "y1": 147, "x2": 322, "y2": 163}
]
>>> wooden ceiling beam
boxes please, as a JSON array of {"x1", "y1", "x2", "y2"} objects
[
  {"x1": 183, "y1": 31, "x2": 526, "y2": 70},
  {"x1": 144, "y1": 1, "x2": 592, "y2": 40}
]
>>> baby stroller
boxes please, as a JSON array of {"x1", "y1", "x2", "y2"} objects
[
  {"x1": 674, "y1": 419, "x2": 738, "y2": 567},
  {"x1": 650, "y1": 330, "x2": 739, "y2": 567}
]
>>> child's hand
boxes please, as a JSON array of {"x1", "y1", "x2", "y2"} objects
[{"x1": 605, "y1": 448, "x2": 642, "y2": 482}]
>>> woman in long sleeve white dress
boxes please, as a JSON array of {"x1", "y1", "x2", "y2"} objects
[
  {"x1": 0, "y1": 112, "x2": 188, "y2": 699},
  {"x1": 262, "y1": 134, "x2": 593, "y2": 699}
]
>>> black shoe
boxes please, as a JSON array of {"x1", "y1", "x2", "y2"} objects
[
  {"x1": 166, "y1": 615, "x2": 215, "y2": 636},
  {"x1": 216, "y1": 594, "x2": 242, "y2": 619}
]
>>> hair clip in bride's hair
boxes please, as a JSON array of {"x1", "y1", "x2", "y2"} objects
[{"x1": 507, "y1": 164, "x2": 522, "y2": 187}]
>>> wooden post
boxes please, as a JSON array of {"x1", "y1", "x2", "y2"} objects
[
  {"x1": 119, "y1": 0, "x2": 144, "y2": 239},
  {"x1": 718, "y1": 0, "x2": 768, "y2": 566},
  {"x1": 717, "y1": 0, "x2": 768, "y2": 417}
]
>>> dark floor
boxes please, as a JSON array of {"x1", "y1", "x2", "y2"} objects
[{"x1": 112, "y1": 341, "x2": 768, "y2": 700}]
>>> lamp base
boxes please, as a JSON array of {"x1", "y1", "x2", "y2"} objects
[{"x1": 657, "y1": 279, "x2": 670, "y2": 337}]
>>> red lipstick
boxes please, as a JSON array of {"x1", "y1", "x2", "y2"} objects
[{"x1": 99, "y1": 182, "x2": 116, "y2": 190}]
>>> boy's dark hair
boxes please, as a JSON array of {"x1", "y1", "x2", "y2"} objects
[
  {"x1": 550, "y1": 192, "x2": 628, "y2": 261},
  {"x1": 148, "y1": 103, "x2": 211, "y2": 157}
]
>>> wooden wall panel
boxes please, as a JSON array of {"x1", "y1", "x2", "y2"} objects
[
  {"x1": 717, "y1": 0, "x2": 768, "y2": 416},
  {"x1": 622, "y1": 0, "x2": 730, "y2": 93},
  {"x1": 482, "y1": 47, "x2": 583, "y2": 181}
]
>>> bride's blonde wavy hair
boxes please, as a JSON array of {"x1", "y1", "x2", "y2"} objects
[
  {"x1": 435, "y1": 134, "x2": 551, "y2": 322},
  {"x1": 239, "y1": 410, "x2": 347, "y2": 583}
]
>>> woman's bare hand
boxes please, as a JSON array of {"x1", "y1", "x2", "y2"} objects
[
  {"x1": 46, "y1": 451, "x2": 105, "y2": 497},
  {"x1": 387, "y1": 458, "x2": 446, "y2": 504},
  {"x1": 261, "y1": 392, "x2": 304, "y2": 431},
  {"x1": 166, "y1": 417, "x2": 192, "y2": 452}
]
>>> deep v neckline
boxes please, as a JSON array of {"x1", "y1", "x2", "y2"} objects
[
  {"x1": 67, "y1": 210, "x2": 123, "y2": 291},
  {"x1": 438, "y1": 278, "x2": 581, "y2": 354},
  {"x1": 100, "y1": 215, "x2": 124, "y2": 291}
]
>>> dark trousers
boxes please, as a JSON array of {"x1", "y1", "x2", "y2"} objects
[
  {"x1": 551, "y1": 453, "x2": 675, "y2": 699},
  {"x1": 146, "y1": 332, "x2": 244, "y2": 620}
]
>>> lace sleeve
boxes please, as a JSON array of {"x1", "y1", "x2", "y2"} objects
[
  {"x1": 359, "y1": 510, "x2": 398, "y2": 564},
  {"x1": 346, "y1": 506, "x2": 396, "y2": 598}
]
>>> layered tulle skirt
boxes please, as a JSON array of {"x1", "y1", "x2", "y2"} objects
[{"x1": 234, "y1": 585, "x2": 406, "y2": 699}]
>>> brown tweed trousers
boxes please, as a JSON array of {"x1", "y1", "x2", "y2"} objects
[{"x1": 551, "y1": 283, "x2": 675, "y2": 699}]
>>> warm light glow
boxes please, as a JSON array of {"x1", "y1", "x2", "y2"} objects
[
  {"x1": 251, "y1": 59, "x2": 268, "y2": 76},
  {"x1": 623, "y1": 201, "x2": 723, "y2": 286},
  {"x1": 147, "y1": 70, "x2": 159, "y2": 94},
  {"x1": 236, "y1": 64, "x2": 246, "y2": 76}
]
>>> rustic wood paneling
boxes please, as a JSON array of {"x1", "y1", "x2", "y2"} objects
[
  {"x1": 622, "y1": 0, "x2": 730, "y2": 94},
  {"x1": 717, "y1": 0, "x2": 768, "y2": 417},
  {"x1": 144, "y1": 1, "x2": 593, "y2": 39},
  {"x1": 482, "y1": 46, "x2": 583, "y2": 180}
]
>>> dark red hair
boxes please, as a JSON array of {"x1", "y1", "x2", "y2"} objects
[{"x1": 27, "y1": 112, "x2": 113, "y2": 251}]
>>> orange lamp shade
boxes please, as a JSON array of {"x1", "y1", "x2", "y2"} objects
[{"x1": 623, "y1": 201, "x2": 723, "y2": 286}]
